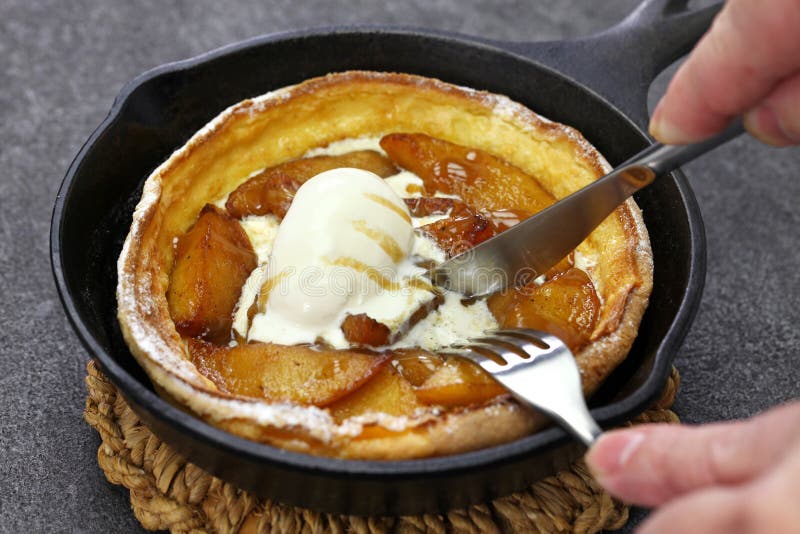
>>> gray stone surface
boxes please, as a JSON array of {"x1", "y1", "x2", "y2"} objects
[{"x1": 1, "y1": 0, "x2": 797, "y2": 532}]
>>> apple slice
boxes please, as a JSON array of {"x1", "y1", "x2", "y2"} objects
[
  {"x1": 167, "y1": 205, "x2": 257, "y2": 344},
  {"x1": 188, "y1": 339, "x2": 391, "y2": 406},
  {"x1": 414, "y1": 356, "x2": 507, "y2": 407},
  {"x1": 488, "y1": 267, "x2": 599, "y2": 352},
  {"x1": 340, "y1": 290, "x2": 444, "y2": 348},
  {"x1": 226, "y1": 150, "x2": 398, "y2": 219},
  {"x1": 327, "y1": 364, "x2": 422, "y2": 421},
  {"x1": 418, "y1": 202, "x2": 497, "y2": 258},
  {"x1": 404, "y1": 197, "x2": 456, "y2": 217},
  {"x1": 340, "y1": 313, "x2": 392, "y2": 347},
  {"x1": 380, "y1": 133, "x2": 554, "y2": 215},
  {"x1": 393, "y1": 349, "x2": 445, "y2": 387},
  {"x1": 482, "y1": 208, "x2": 533, "y2": 231},
  {"x1": 545, "y1": 252, "x2": 574, "y2": 279},
  {"x1": 229, "y1": 173, "x2": 302, "y2": 220}
]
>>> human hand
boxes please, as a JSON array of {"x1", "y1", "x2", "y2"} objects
[
  {"x1": 650, "y1": 0, "x2": 800, "y2": 146},
  {"x1": 585, "y1": 401, "x2": 800, "y2": 533}
]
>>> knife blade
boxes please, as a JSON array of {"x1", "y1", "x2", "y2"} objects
[{"x1": 427, "y1": 119, "x2": 745, "y2": 297}]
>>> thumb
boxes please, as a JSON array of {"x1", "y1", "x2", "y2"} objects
[{"x1": 585, "y1": 401, "x2": 800, "y2": 507}]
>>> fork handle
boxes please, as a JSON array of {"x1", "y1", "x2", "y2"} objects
[{"x1": 549, "y1": 124, "x2": 745, "y2": 447}]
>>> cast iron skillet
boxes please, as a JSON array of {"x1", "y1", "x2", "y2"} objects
[{"x1": 52, "y1": 0, "x2": 720, "y2": 516}]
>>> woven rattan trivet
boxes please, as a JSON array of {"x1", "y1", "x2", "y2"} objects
[{"x1": 84, "y1": 360, "x2": 680, "y2": 533}]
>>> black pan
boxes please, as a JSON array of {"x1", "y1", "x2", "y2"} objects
[{"x1": 51, "y1": 0, "x2": 719, "y2": 516}]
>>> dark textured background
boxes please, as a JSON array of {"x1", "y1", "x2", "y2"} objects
[{"x1": 1, "y1": 1, "x2": 798, "y2": 532}]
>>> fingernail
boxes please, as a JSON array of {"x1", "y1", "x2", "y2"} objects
[
  {"x1": 648, "y1": 101, "x2": 665, "y2": 138},
  {"x1": 586, "y1": 431, "x2": 646, "y2": 481},
  {"x1": 649, "y1": 111, "x2": 692, "y2": 145},
  {"x1": 745, "y1": 106, "x2": 796, "y2": 147}
]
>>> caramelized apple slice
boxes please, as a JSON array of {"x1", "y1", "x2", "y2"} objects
[
  {"x1": 488, "y1": 267, "x2": 599, "y2": 352},
  {"x1": 415, "y1": 356, "x2": 507, "y2": 407},
  {"x1": 328, "y1": 365, "x2": 422, "y2": 421},
  {"x1": 482, "y1": 208, "x2": 532, "y2": 231},
  {"x1": 226, "y1": 150, "x2": 399, "y2": 219},
  {"x1": 404, "y1": 197, "x2": 455, "y2": 217},
  {"x1": 188, "y1": 339, "x2": 391, "y2": 406},
  {"x1": 545, "y1": 252, "x2": 574, "y2": 279},
  {"x1": 340, "y1": 290, "x2": 444, "y2": 348},
  {"x1": 167, "y1": 205, "x2": 257, "y2": 344},
  {"x1": 409, "y1": 196, "x2": 532, "y2": 257},
  {"x1": 229, "y1": 174, "x2": 302, "y2": 220},
  {"x1": 380, "y1": 133, "x2": 554, "y2": 214},
  {"x1": 341, "y1": 314, "x2": 392, "y2": 347},
  {"x1": 393, "y1": 349, "x2": 445, "y2": 387},
  {"x1": 418, "y1": 203, "x2": 497, "y2": 258}
]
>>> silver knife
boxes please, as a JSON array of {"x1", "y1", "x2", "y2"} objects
[{"x1": 428, "y1": 119, "x2": 745, "y2": 297}]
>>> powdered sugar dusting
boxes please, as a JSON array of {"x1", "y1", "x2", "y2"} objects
[{"x1": 305, "y1": 135, "x2": 387, "y2": 157}]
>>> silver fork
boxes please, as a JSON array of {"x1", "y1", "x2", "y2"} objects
[{"x1": 439, "y1": 328, "x2": 602, "y2": 447}]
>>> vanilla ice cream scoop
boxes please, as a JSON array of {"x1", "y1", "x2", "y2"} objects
[{"x1": 248, "y1": 168, "x2": 424, "y2": 347}]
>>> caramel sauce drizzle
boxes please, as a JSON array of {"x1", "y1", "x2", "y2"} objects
[
  {"x1": 405, "y1": 183, "x2": 425, "y2": 195},
  {"x1": 408, "y1": 276, "x2": 435, "y2": 293},
  {"x1": 326, "y1": 257, "x2": 402, "y2": 291},
  {"x1": 257, "y1": 270, "x2": 288, "y2": 310},
  {"x1": 363, "y1": 193, "x2": 412, "y2": 224},
  {"x1": 350, "y1": 219, "x2": 405, "y2": 262}
]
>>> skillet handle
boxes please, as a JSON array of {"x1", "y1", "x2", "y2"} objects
[{"x1": 498, "y1": 0, "x2": 722, "y2": 129}]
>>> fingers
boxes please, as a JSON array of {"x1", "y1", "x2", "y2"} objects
[
  {"x1": 636, "y1": 487, "x2": 746, "y2": 534},
  {"x1": 585, "y1": 401, "x2": 800, "y2": 506},
  {"x1": 638, "y1": 440, "x2": 800, "y2": 534},
  {"x1": 745, "y1": 70, "x2": 800, "y2": 146},
  {"x1": 649, "y1": 0, "x2": 800, "y2": 144}
]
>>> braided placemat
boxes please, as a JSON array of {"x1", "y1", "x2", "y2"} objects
[{"x1": 84, "y1": 360, "x2": 680, "y2": 533}]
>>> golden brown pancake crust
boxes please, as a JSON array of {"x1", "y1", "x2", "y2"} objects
[{"x1": 117, "y1": 71, "x2": 653, "y2": 459}]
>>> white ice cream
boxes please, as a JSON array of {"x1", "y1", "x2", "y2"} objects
[{"x1": 248, "y1": 168, "x2": 438, "y2": 348}]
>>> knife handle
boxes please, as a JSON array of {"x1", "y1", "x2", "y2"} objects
[{"x1": 617, "y1": 118, "x2": 746, "y2": 189}]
